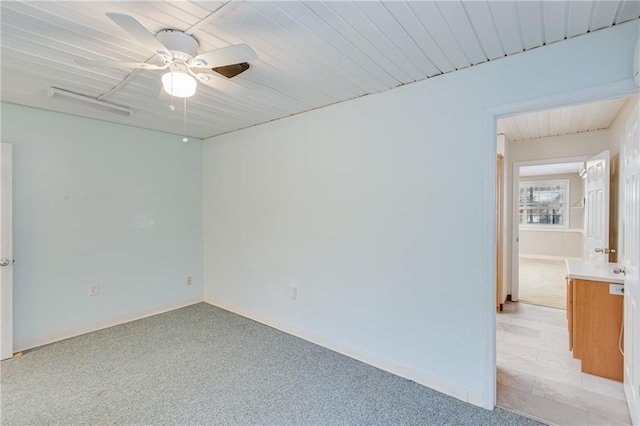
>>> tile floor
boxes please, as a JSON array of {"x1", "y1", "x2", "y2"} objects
[{"x1": 497, "y1": 302, "x2": 631, "y2": 426}]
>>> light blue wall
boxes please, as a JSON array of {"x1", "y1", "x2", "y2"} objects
[
  {"x1": 202, "y1": 21, "x2": 639, "y2": 404},
  {"x1": 1, "y1": 104, "x2": 203, "y2": 345}
]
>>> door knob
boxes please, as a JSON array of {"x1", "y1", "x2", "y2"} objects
[
  {"x1": 593, "y1": 247, "x2": 615, "y2": 254},
  {"x1": 0, "y1": 258, "x2": 11, "y2": 267}
]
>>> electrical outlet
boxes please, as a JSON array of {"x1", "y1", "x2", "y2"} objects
[
  {"x1": 609, "y1": 284, "x2": 624, "y2": 296},
  {"x1": 89, "y1": 284, "x2": 99, "y2": 296},
  {"x1": 186, "y1": 276, "x2": 192, "y2": 286},
  {"x1": 289, "y1": 286, "x2": 297, "y2": 300}
]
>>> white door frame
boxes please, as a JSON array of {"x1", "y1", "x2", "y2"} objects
[
  {"x1": 1, "y1": 142, "x2": 13, "y2": 360},
  {"x1": 510, "y1": 155, "x2": 589, "y2": 302},
  {"x1": 481, "y1": 80, "x2": 639, "y2": 410}
]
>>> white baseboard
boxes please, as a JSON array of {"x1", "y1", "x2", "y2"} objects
[
  {"x1": 204, "y1": 296, "x2": 485, "y2": 409},
  {"x1": 14, "y1": 296, "x2": 203, "y2": 353},
  {"x1": 519, "y1": 254, "x2": 582, "y2": 261}
]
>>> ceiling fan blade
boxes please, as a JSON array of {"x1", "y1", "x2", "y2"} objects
[
  {"x1": 191, "y1": 72, "x2": 250, "y2": 96},
  {"x1": 75, "y1": 59, "x2": 167, "y2": 70},
  {"x1": 106, "y1": 12, "x2": 172, "y2": 61},
  {"x1": 191, "y1": 43, "x2": 257, "y2": 68}
]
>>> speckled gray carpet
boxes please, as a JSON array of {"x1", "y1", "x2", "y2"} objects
[{"x1": 1, "y1": 303, "x2": 539, "y2": 425}]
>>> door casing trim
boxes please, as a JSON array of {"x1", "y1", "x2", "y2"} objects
[{"x1": 481, "y1": 79, "x2": 639, "y2": 410}]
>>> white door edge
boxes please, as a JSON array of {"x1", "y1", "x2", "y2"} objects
[
  {"x1": 584, "y1": 150, "x2": 611, "y2": 263},
  {"x1": 0, "y1": 142, "x2": 13, "y2": 360},
  {"x1": 621, "y1": 98, "x2": 639, "y2": 425}
]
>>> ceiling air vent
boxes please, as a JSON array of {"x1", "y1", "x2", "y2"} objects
[{"x1": 212, "y1": 62, "x2": 250, "y2": 79}]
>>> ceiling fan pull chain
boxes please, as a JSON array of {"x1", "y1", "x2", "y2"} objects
[
  {"x1": 182, "y1": 97, "x2": 188, "y2": 143},
  {"x1": 169, "y1": 73, "x2": 176, "y2": 111}
]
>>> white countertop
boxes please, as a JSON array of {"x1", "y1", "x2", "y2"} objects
[{"x1": 565, "y1": 259, "x2": 625, "y2": 284}]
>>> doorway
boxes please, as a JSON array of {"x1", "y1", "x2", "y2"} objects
[
  {"x1": 516, "y1": 160, "x2": 588, "y2": 309},
  {"x1": 491, "y1": 94, "x2": 637, "y2": 424}
]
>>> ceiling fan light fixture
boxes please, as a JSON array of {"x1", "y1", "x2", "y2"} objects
[{"x1": 162, "y1": 71, "x2": 197, "y2": 98}]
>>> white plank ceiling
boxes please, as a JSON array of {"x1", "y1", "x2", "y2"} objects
[
  {"x1": 497, "y1": 97, "x2": 629, "y2": 141},
  {"x1": 1, "y1": 1, "x2": 639, "y2": 140}
]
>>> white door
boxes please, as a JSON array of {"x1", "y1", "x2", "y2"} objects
[
  {"x1": 584, "y1": 150, "x2": 610, "y2": 263},
  {"x1": 622, "y1": 100, "x2": 639, "y2": 426},
  {"x1": 0, "y1": 143, "x2": 13, "y2": 360}
]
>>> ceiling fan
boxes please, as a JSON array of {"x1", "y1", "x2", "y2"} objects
[{"x1": 76, "y1": 12, "x2": 257, "y2": 98}]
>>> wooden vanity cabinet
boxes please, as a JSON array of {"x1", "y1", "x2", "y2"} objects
[
  {"x1": 568, "y1": 278, "x2": 623, "y2": 382},
  {"x1": 567, "y1": 278, "x2": 573, "y2": 351}
]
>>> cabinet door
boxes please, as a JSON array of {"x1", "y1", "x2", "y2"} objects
[
  {"x1": 574, "y1": 279, "x2": 623, "y2": 381},
  {"x1": 573, "y1": 279, "x2": 583, "y2": 360}
]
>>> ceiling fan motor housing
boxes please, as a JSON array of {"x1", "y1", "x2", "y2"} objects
[{"x1": 155, "y1": 29, "x2": 199, "y2": 61}]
